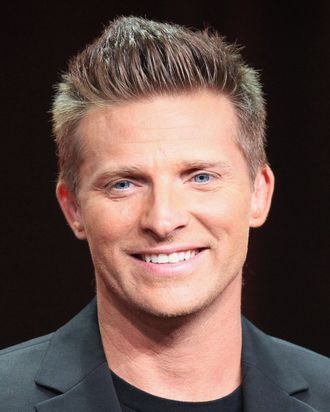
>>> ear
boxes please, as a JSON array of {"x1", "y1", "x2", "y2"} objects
[
  {"x1": 56, "y1": 181, "x2": 87, "y2": 240},
  {"x1": 249, "y1": 165, "x2": 275, "y2": 228}
]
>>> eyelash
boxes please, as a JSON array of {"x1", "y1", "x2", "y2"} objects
[
  {"x1": 105, "y1": 172, "x2": 215, "y2": 193},
  {"x1": 192, "y1": 173, "x2": 212, "y2": 184},
  {"x1": 112, "y1": 180, "x2": 132, "y2": 190}
]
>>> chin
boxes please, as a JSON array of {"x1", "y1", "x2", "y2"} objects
[{"x1": 128, "y1": 288, "x2": 223, "y2": 320}]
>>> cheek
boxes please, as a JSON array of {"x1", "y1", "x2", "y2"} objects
[
  {"x1": 82, "y1": 199, "x2": 140, "y2": 244},
  {"x1": 191, "y1": 191, "x2": 252, "y2": 237}
]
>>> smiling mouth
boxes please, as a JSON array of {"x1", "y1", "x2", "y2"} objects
[{"x1": 133, "y1": 249, "x2": 203, "y2": 264}]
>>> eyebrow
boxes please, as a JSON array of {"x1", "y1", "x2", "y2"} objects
[
  {"x1": 179, "y1": 160, "x2": 233, "y2": 172},
  {"x1": 94, "y1": 160, "x2": 233, "y2": 181}
]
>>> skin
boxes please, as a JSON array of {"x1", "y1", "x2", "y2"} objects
[{"x1": 57, "y1": 90, "x2": 274, "y2": 401}]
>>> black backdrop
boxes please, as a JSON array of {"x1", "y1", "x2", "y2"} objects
[{"x1": 1, "y1": 1, "x2": 329, "y2": 356}]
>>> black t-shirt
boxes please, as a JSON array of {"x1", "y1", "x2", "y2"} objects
[{"x1": 111, "y1": 371, "x2": 243, "y2": 412}]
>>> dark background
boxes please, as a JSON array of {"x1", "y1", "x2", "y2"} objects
[{"x1": 1, "y1": 1, "x2": 329, "y2": 356}]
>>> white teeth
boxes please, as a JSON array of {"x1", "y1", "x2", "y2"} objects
[
  {"x1": 168, "y1": 253, "x2": 179, "y2": 263},
  {"x1": 158, "y1": 254, "x2": 168, "y2": 263},
  {"x1": 141, "y1": 250, "x2": 199, "y2": 264}
]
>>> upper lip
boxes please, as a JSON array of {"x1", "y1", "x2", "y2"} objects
[{"x1": 130, "y1": 245, "x2": 208, "y2": 255}]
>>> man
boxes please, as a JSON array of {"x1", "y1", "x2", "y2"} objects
[{"x1": 0, "y1": 16, "x2": 329, "y2": 412}]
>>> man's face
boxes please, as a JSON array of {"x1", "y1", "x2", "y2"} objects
[{"x1": 58, "y1": 91, "x2": 273, "y2": 318}]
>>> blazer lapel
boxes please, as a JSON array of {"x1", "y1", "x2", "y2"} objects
[
  {"x1": 243, "y1": 363, "x2": 317, "y2": 412},
  {"x1": 242, "y1": 318, "x2": 318, "y2": 412},
  {"x1": 35, "y1": 362, "x2": 121, "y2": 412},
  {"x1": 34, "y1": 299, "x2": 121, "y2": 411},
  {"x1": 32, "y1": 301, "x2": 320, "y2": 411}
]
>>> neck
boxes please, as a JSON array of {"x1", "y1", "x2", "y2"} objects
[{"x1": 97, "y1": 275, "x2": 242, "y2": 402}]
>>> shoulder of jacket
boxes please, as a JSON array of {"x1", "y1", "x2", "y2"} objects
[
  {"x1": 0, "y1": 333, "x2": 53, "y2": 358},
  {"x1": 0, "y1": 333, "x2": 55, "y2": 409},
  {"x1": 270, "y1": 335, "x2": 329, "y2": 362},
  {"x1": 269, "y1": 335, "x2": 330, "y2": 383}
]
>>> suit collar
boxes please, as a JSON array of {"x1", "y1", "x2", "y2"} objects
[
  {"x1": 242, "y1": 318, "x2": 316, "y2": 411},
  {"x1": 34, "y1": 300, "x2": 316, "y2": 411},
  {"x1": 35, "y1": 298, "x2": 105, "y2": 393},
  {"x1": 243, "y1": 365, "x2": 317, "y2": 412},
  {"x1": 242, "y1": 317, "x2": 309, "y2": 394},
  {"x1": 35, "y1": 362, "x2": 121, "y2": 411},
  {"x1": 35, "y1": 299, "x2": 122, "y2": 411}
]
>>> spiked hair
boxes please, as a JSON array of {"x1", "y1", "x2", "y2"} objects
[{"x1": 52, "y1": 16, "x2": 267, "y2": 193}]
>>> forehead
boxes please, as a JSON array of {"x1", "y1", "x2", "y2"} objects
[{"x1": 76, "y1": 91, "x2": 244, "y2": 173}]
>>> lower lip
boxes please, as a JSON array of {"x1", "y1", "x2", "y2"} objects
[{"x1": 131, "y1": 249, "x2": 207, "y2": 276}]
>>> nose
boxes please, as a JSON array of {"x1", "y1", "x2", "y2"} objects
[{"x1": 140, "y1": 182, "x2": 189, "y2": 239}]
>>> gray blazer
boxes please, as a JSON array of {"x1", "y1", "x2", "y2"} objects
[{"x1": 1, "y1": 299, "x2": 329, "y2": 411}]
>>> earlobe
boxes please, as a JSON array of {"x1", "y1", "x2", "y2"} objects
[
  {"x1": 249, "y1": 165, "x2": 275, "y2": 228},
  {"x1": 56, "y1": 181, "x2": 87, "y2": 240}
]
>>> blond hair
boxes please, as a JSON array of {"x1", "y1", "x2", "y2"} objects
[{"x1": 52, "y1": 16, "x2": 267, "y2": 193}]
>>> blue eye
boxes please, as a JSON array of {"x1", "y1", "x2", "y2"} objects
[
  {"x1": 193, "y1": 173, "x2": 211, "y2": 184},
  {"x1": 112, "y1": 180, "x2": 132, "y2": 190}
]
